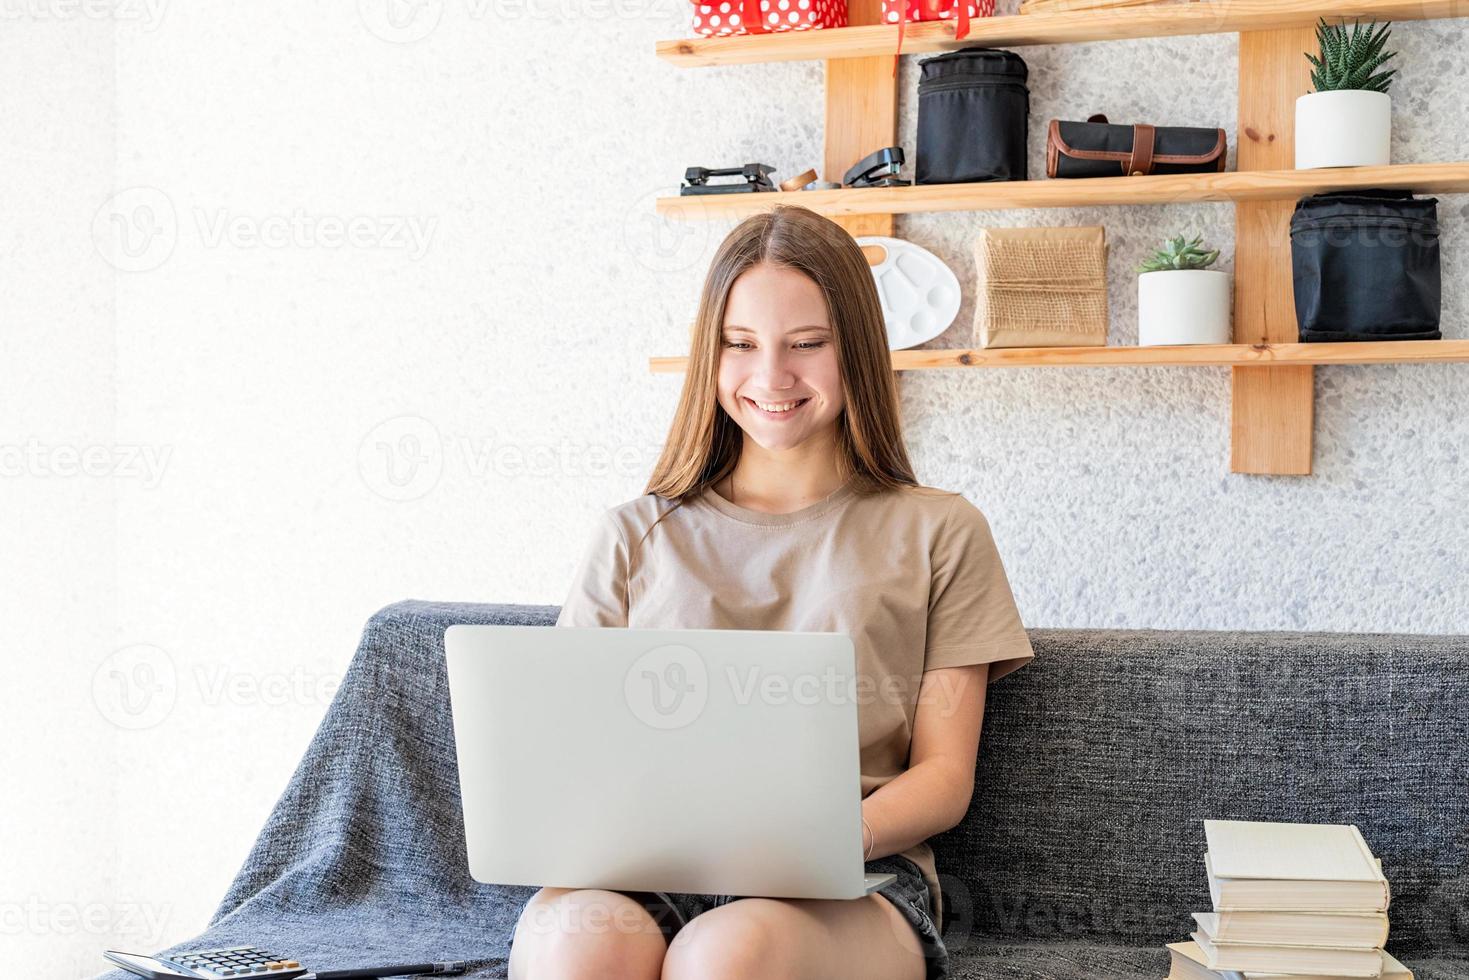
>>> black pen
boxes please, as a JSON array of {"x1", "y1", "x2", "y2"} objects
[{"x1": 307, "y1": 964, "x2": 465, "y2": 980}]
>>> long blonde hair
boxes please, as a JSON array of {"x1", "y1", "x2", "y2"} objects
[{"x1": 643, "y1": 205, "x2": 919, "y2": 520}]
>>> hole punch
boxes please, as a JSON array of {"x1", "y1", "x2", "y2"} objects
[{"x1": 680, "y1": 163, "x2": 777, "y2": 195}]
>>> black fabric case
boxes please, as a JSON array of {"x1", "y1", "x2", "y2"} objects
[
  {"x1": 1290, "y1": 189, "x2": 1442, "y2": 342},
  {"x1": 916, "y1": 48, "x2": 1029, "y2": 185}
]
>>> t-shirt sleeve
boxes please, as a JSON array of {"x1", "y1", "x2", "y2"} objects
[
  {"x1": 923, "y1": 494, "x2": 1035, "y2": 681},
  {"x1": 554, "y1": 509, "x2": 630, "y2": 628}
]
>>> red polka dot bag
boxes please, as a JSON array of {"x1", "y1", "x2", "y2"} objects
[{"x1": 689, "y1": 0, "x2": 847, "y2": 36}]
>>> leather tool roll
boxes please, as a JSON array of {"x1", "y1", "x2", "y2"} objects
[{"x1": 1046, "y1": 114, "x2": 1227, "y2": 178}]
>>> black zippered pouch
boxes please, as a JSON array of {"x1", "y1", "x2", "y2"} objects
[
  {"x1": 1290, "y1": 189, "x2": 1441, "y2": 342},
  {"x1": 916, "y1": 48, "x2": 1029, "y2": 184}
]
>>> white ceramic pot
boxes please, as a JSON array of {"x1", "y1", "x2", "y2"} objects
[
  {"x1": 1295, "y1": 90, "x2": 1391, "y2": 169},
  {"x1": 1137, "y1": 269, "x2": 1232, "y2": 346}
]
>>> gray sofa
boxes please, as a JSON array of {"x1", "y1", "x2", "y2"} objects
[
  {"x1": 93, "y1": 603, "x2": 1469, "y2": 980},
  {"x1": 930, "y1": 627, "x2": 1468, "y2": 978}
]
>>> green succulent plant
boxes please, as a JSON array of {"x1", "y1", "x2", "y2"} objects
[
  {"x1": 1137, "y1": 234, "x2": 1220, "y2": 274},
  {"x1": 1306, "y1": 17, "x2": 1398, "y2": 93}
]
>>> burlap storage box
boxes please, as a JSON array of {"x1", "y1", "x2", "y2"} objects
[{"x1": 973, "y1": 226, "x2": 1109, "y2": 347}]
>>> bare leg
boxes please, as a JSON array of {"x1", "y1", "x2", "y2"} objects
[
  {"x1": 660, "y1": 893, "x2": 927, "y2": 980},
  {"x1": 508, "y1": 886, "x2": 670, "y2": 980}
]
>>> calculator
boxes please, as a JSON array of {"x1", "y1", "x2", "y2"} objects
[{"x1": 104, "y1": 947, "x2": 309, "y2": 979}]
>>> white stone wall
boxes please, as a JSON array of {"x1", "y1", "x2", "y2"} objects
[{"x1": 2, "y1": 1, "x2": 1465, "y2": 976}]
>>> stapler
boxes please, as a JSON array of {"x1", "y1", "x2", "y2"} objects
[{"x1": 844, "y1": 146, "x2": 912, "y2": 188}]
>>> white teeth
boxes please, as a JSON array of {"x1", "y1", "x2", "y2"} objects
[{"x1": 751, "y1": 398, "x2": 804, "y2": 413}]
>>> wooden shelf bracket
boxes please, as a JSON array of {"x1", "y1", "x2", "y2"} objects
[{"x1": 1232, "y1": 26, "x2": 1319, "y2": 475}]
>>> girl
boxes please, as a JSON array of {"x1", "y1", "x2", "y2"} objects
[{"x1": 509, "y1": 204, "x2": 1034, "y2": 980}]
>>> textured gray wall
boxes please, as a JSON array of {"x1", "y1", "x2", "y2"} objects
[{"x1": 625, "y1": 8, "x2": 1469, "y2": 634}]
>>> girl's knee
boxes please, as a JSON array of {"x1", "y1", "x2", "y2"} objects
[
  {"x1": 510, "y1": 887, "x2": 667, "y2": 980},
  {"x1": 661, "y1": 900, "x2": 800, "y2": 980}
]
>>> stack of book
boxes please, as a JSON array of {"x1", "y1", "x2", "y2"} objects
[{"x1": 1164, "y1": 819, "x2": 1411, "y2": 980}]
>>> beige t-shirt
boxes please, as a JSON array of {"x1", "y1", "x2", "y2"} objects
[{"x1": 553, "y1": 478, "x2": 1036, "y2": 926}]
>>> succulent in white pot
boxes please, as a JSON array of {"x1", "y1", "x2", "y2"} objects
[
  {"x1": 1295, "y1": 17, "x2": 1397, "y2": 169},
  {"x1": 1136, "y1": 235, "x2": 1232, "y2": 347}
]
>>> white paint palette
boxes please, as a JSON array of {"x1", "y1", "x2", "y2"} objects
[{"x1": 855, "y1": 236, "x2": 961, "y2": 350}]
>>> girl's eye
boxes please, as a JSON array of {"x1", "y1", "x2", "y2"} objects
[{"x1": 722, "y1": 340, "x2": 827, "y2": 350}]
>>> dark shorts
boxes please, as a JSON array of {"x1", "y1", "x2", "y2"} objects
[{"x1": 510, "y1": 853, "x2": 948, "y2": 980}]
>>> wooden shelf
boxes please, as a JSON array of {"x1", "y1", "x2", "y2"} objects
[
  {"x1": 657, "y1": 1, "x2": 1469, "y2": 473},
  {"x1": 657, "y1": 162, "x2": 1469, "y2": 218},
  {"x1": 649, "y1": 340, "x2": 1469, "y2": 373},
  {"x1": 658, "y1": 0, "x2": 1469, "y2": 67}
]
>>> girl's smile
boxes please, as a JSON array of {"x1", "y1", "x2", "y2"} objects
[{"x1": 744, "y1": 396, "x2": 812, "y2": 419}]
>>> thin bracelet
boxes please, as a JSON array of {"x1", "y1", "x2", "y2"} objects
[{"x1": 861, "y1": 816, "x2": 875, "y2": 860}]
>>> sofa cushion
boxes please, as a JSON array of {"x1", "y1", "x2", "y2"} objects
[
  {"x1": 931, "y1": 628, "x2": 1469, "y2": 963},
  {"x1": 948, "y1": 939, "x2": 1166, "y2": 979},
  {"x1": 945, "y1": 940, "x2": 1469, "y2": 980}
]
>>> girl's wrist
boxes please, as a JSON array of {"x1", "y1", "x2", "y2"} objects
[{"x1": 861, "y1": 815, "x2": 875, "y2": 860}]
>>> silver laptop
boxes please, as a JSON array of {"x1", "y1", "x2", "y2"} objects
[{"x1": 444, "y1": 623, "x2": 896, "y2": 899}]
